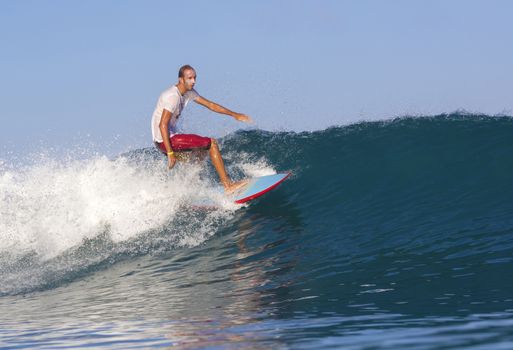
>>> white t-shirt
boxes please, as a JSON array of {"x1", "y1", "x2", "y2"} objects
[{"x1": 151, "y1": 85, "x2": 199, "y2": 142}]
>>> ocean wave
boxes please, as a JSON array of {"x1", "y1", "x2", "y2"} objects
[{"x1": 2, "y1": 113, "x2": 513, "y2": 300}]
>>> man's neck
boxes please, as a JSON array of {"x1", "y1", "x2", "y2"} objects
[{"x1": 176, "y1": 83, "x2": 187, "y2": 95}]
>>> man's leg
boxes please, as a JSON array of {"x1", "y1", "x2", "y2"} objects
[
  {"x1": 209, "y1": 138, "x2": 247, "y2": 192},
  {"x1": 167, "y1": 134, "x2": 246, "y2": 192}
]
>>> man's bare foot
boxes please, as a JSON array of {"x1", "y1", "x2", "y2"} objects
[{"x1": 224, "y1": 179, "x2": 249, "y2": 194}]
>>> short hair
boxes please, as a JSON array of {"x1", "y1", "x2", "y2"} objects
[{"x1": 178, "y1": 64, "x2": 195, "y2": 78}]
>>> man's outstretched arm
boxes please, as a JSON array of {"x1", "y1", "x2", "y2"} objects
[{"x1": 195, "y1": 96, "x2": 253, "y2": 123}]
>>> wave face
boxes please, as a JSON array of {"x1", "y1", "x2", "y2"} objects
[{"x1": 2, "y1": 113, "x2": 513, "y2": 349}]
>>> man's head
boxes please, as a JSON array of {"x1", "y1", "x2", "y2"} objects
[{"x1": 178, "y1": 65, "x2": 196, "y2": 91}]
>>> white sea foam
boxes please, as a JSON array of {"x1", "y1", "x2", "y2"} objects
[
  {"x1": 0, "y1": 153, "x2": 241, "y2": 261},
  {"x1": 225, "y1": 151, "x2": 277, "y2": 178}
]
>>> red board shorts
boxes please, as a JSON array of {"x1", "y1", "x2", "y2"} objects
[{"x1": 155, "y1": 134, "x2": 212, "y2": 154}]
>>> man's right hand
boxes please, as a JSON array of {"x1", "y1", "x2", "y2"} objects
[{"x1": 168, "y1": 154, "x2": 177, "y2": 169}]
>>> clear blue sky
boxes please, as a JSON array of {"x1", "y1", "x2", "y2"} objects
[{"x1": 1, "y1": 0, "x2": 512, "y2": 158}]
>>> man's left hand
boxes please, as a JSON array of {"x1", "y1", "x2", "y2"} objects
[{"x1": 234, "y1": 113, "x2": 253, "y2": 123}]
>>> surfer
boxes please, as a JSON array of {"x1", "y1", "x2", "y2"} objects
[{"x1": 151, "y1": 64, "x2": 252, "y2": 192}]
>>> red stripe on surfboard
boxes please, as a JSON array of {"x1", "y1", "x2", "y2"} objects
[{"x1": 235, "y1": 172, "x2": 291, "y2": 204}]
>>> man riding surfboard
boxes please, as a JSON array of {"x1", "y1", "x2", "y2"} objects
[{"x1": 151, "y1": 65, "x2": 251, "y2": 192}]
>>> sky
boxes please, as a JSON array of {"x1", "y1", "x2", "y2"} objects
[{"x1": 1, "y1": 0, "x2": 512, "y2": 158}]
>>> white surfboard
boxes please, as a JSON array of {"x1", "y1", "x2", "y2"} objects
[{"x1": 233, "y1": 172, "x2": 291, "y2": 204}]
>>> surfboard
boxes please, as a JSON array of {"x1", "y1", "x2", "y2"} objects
[
  {"x1": 189, "y1": 172, "x2": 291, "y2": 209},
  {"x1": 233, "y1": 172, "x2": 291, "y2": 204}
]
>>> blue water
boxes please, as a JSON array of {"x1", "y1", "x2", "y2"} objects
[{"x1": 2, "y1": 113, "x2": 513, "y2": 349}]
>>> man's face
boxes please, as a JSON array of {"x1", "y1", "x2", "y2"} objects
[{"x1": 182, "y1": 69, "x2": 196, "y2": 91}]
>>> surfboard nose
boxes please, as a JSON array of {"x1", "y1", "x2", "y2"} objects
[{"x1": 234, "y1": 172, "x2": 291, "y2": 204}]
